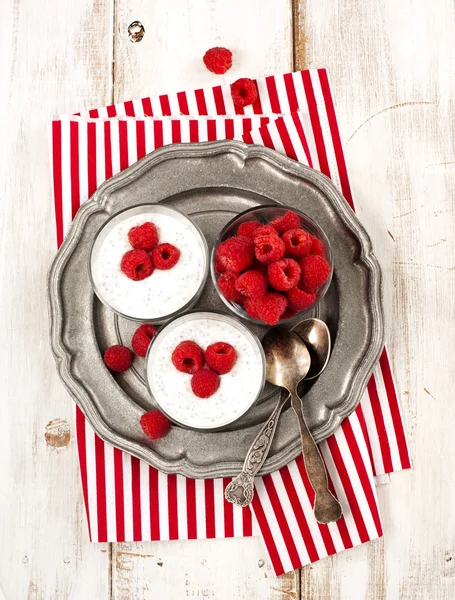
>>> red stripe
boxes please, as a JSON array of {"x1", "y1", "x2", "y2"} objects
[
  {"x1": 103, "y1": 121, "x2": 113, "y2": 180},
  {"x1": 113, "y1": 448, "x2": 125, "y2": 541},
  {"x1": 189, "y1": 120, "x2": 199, "y2": 143},
  {"x1": 265, "y1": 76, "x2": 282, "y2": 113},
  {"x1": 204, "y1": 480, "x2": 216, "y2": 538},
  {"x1": 241, "y1": 118, "x2": 252, "y2": 136},
  {"x1": 177, "y1": 91, "x2": 190, "y2": 115},
  {"x1": 356, "y1": 404, "x2": 376, "y2": 476},
  {"x1": 131, "y1": 457, "x2": 142, "y2": 541},
  {"x1": 194, "y1": 89, "x2": 208, "y2": 115},
  {"x1": 279, "y1": 466, "x2": 319, "y2": 562},
  {"x1": 186, "y1": 478, "x2": 197, "y2": 539},
  {"x1": 291, "y1": 112, "x2": 313, "y2": 168},
  {"x1": 334, "y1": 513, "x2": 353, "y2": 550},
  {"x1": 87, "y1": 122, "x2": 97, "y2": 197},
  {"x1": 136, "y1": 120, "x2": 146, "y2": 160},
  {"x1": 69, "y1": 120, "x2": 80, "y2": 219},
  {"x1": 341, "y1": 420, "x2": 383, "y2": 536},
  {"x1": 88, "y1": 109, "x2": 99, "y2": 118},
  {"x1": 258, "y1": 123, "x2": 275, "y2": 151},
  {"x1": 325, "y1": 437, "x2": 370, "y2": 543},
  {"x1": 262, "y1": 474, "x2": 302, "y2": 570},
  {"x1": 317, "y1": 69, "x2": 354, "y2": 209},
  {"x1": 260, "y1": 116, "x2": 270, "y2": 128},
  {"x1": 149, "y1": 467, "x2": 160, "y2": 540},
  {"x1": 51, "y1": 121, "x2": 64, "y2": 247},
  {"x1": 301, "y1": 71, "x2": 331, "y2": 178},
  {"x1": 106, "y1": 104, "x2": 117, "y2": 118},
  {"x1": 154, "y1": 120, "x2": 164, "y2": 149},
  {"x1": 159, "y1": 95, "x2": 171, "y2": 116},
  {"x1": 167, "y1": 474, "x2": 179, "y2": 540},
  {"x1": 251, "y1": 491, "x2": 285, "y2": 575},
  {"x1": 242, "y1": 506, "x2": 253, "y2": 537},
  {"x1": 379, "y1": 350, "x2": 411, "y2": 469},
  {"x1": 222, "y1": 478, "x2": 234, "y2": 537},
  {"x1": 367, "y1": 376, "x2": 394, "y2": 473},
  {"x1": 252, "y1": 91, "x2": 264, "y2": 114},
  {"x1": 294, "y1": 455, "x2": 338, "y2": 554},
  {"x1": 275, "y1": 117, "x2": 298, "y2": 161},
  {"x1": 118, "y1": 120, "x2": 129, "y2": 171},
  {"x1": 94, "y1": 435, "x2": 107, "y2": 542},
  {"x1": 283, "y1": 73, "x2": 299, "y2": 113},
  {"x1": 212, "y1": 86, "x2": 226, "y2": 115},
  {"x1": 75, "y1": 407, "x2": 92, "y2": 540},
  {"x1": 207, "y1": 120, "x2": 217, "y2": 141},
  {"x1": 124, "y1": 100, "x2": 135, "y2": 117},
  {"x1": 242, "y1": 130, "x2": 254, "y2": 145},
  {"x1": 141, "y1": 97, "x2": 153, "y2": 117},
  {"x1": 171, "y1": 120, "x2": 181, "y2": 143},
  {"x1": 225, "y1": 119, "x2": 234, "y2": 140}
]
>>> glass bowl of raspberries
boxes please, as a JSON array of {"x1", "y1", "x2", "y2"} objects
[{"x1": 211, "y1": 206, "x2": 333, "y2": 326}]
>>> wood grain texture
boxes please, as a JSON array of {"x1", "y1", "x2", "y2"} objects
[{"x1": 295, "y1": 0, "x2": 455, "y2": 598}]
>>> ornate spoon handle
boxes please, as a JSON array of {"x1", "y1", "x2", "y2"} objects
[{"x1": 225, "y1": 390, "x2": 288, "y2": 507}]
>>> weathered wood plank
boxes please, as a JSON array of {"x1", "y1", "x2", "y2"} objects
[{"x1": 0, "y1": 0, "x2": 114, "y2": 598}]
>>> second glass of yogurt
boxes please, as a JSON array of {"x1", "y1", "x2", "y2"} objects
[
  {"x1": 90, "y1": 204, "x2": 209, "y2": 323},
  {"x1": 145, "y1": 311, "x2": 266, "y2": 431}
]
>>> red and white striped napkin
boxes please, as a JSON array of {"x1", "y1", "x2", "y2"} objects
[{"x1": 50, "y1": 69, "x2": 411, "y2": 576}]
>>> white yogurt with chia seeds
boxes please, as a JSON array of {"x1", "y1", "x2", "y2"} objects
[
  {"x1": 146, "y1": 312, "x2": 265, "y2": 430},
  {"x1": 90, "y1": 205, "x2": 208, "y2": 321}
]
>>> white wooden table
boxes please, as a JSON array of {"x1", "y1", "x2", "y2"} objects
[{"x1": 1, "y1": 1, "x2": 454, "y2": 598}]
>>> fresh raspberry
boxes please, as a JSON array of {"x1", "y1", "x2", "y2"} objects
[
  {"x1": 132, "y1": 324, "x2": 157, "y2": 357},
  {"x1": 237, "y1": 221, "x2": 260, "y2": 240},
  {"x1": 254, "y1": 233, "x2": 285, "y2": 264},
  {"x1": 191, "y1": 369, "x2": 220, "y2": 398},
  {"x1": 217, "y1": 272, "x2": 245, "y2": 304},
  {"x1": 299, "y1": 255, "x2": 331, "y2": 288},
  {"x1": 244, "y1": 297, "x2": 261, "y2": 320},
  {"x1": 255, "y1": 292, "x2": 288, "y2": 326},
  {"x1": 282, "y1": 307, "x2": 298, "y2": 320},
  {"x1": 205, "y1": 342, "x2": 237, "y2": 374},
  {"x1": 231, "y1": 78, "x2": 258, "y2": 108},
  {"x1": 269, "y1": 210, "x2": 301, "y2": 235},
  {"x1": 121, "y1": 249, "x2": 154, "y2": 281},
  {"x1": 215, "y1": 254, "x2": 226, "y2": 274},
  {"x1": 128, "y1": 222, "x2": 159, "y2": 251},
  {"x1": 172, "y1": 341, "x2": 205, "y2": 374},
  {"x1": 140, "y1": 410, "x2": 172, "y2": 440},
  {"x1": 282, "y1": 228, "x2": 312, "y2": 258},
  {"x1": 203, "y1": 47, "x2": 233, "y2": 74},
  {"x1": 287, "y1": 282, "x2": 317, "y2": 312},
  {"x1": 152, "y1": 243, "x2": 180, "y2": 270},
  {"x1": 253, "y1": 225, "x2": 279, "y2": 241},
  {"x1": 310, "y1": 235, "x2": 326, "y2": 257},
  {"x1": 215, "y1": 236, "x2": 254, "y2": 273},
  {"x1": 103, "y1": 345, "x2": 133, "y2": 372},
  {"x1": 234, "y1": 270, "x2": 268, "y2": 300},
  {"x1": 267, "y1": 258, "x2": 301, "y2": 291}
]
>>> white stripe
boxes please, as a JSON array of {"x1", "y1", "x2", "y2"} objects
[
  {"x1": 213, "y1": 478, "x2": 225, "y2": 538},
  {"x1": 150, "y1": 96, "x2": 163, "y2": 117},
  {"x1": 140, "y1": 461, "x2": 151, "y2": 541},
  {"x1": 167, "y1": 94, "x2": 181, "y2": 116},
  {"x1": 176, "y1": 475, "x2": 188, "y2": 540},
  {"x1": 350, "y1": 411, "x2": 377, "y2": 482},
  {"x1": 132, "y1": 99, "x2": 145, "y2": 117},
  {"x1": 197, "y1": 120, "x2": 208, "y2": 142},
  {"x1": 204, "y1": 89, "x2": 217, "y2": 116},
  {"x1": 373, "y1": 364, "x2": 402, "y2": 470},
  {"x1": 60, "y1": 118, "x2": 72, "y2": 236},
  {"x1": 114, "y1": 102, "x2": 126, "y2": 117},
  {"x1": 126, "y1": 118, "x2": 137, "y2": 166},
  {"x1": 283, "y1": 114, "x2": 310, "y2": 166},
  {"x1": 195, "y1": 480, "x2": 206, "y2": 539},
  {"x1": 144, "y1": 119, "x2": 155, "y2": 153},
  {"x1": 220, "y1": 83, "x2": 236, "y2": 116},
  {"x1": 186, "y1": 90, "x2": 199, "y2": 116},
  {"x1": 253, "y1": 477, "x2": 295, "y2": 573},
  {"x1": 84, "y1": 430, "x2": 99, "y2": 542},
  {"x1": 265, "y1": 121, "x2": 285, "y2": 155},
  {"x1": 274, "y1": 75, "x2": 291, "y2": 114},
  {"x1": 319, "y1": 442, "x2": 361, "y2": 546},
  {"x1": 162, "y1": 120, "x2": 173, "y2": 145},
  {"x1": 286, "y1": 460, "x2": 329, "y2": 558},
  {"x1": 291, "y1": 74, "x2": 320, "y2": 170},
  {"x1": 232, "y1": 504, "x2": 245, "y2": 538},
  {"x1": 122, "y1": 453, "x2": 133, "y2": 541},
  {"x1": 256, "y1": 78, "x2": 272, "y2": 114},
  {"x1": 158, "y1": 470, "x2": 169, "y2": 540},
  {"x1": 248, "y1": 128, "x2": 263, "y2": 146},
  {"x1": 271, "y1": 470, "x2": 311, "y2": 566},
  {"x1": 179, "y1": 119, "x2": 191, "y2": 143},
  {"x1": 216, "y1": 118, "x2": 227, "y2": 140},
  {"x1": 110, "y1": 119, "x2": 121, "y2": 176},
  {"x1": 103, "y1": 443, "x2": 117, "y2": 542},
  {"x1": 361, "y1": 389, "x2": 386, "y2": 475},
  {"x1": 95, "y1": 120, "x2": 105, "y2": 188}
]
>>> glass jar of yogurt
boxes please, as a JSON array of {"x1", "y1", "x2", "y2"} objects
[
  {"x1": 89, "y1": 204, "x2": 209, "y2": 322},
  {"x1": 145, "y1": 311, "x2": 266, "y2": 431}
]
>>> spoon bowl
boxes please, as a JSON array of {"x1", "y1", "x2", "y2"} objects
[{"x1": 293, "y1": 318, "x2": 331, "y2": 380}]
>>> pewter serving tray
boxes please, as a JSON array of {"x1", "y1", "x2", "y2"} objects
[{"x1": 48, "y1": 140, "x2": 384, "y2": 478}]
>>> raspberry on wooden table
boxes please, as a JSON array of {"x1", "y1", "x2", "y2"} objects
[
  {"x1": 230, "y1": 78, "x2": 258, "y2": 108},
  {"x1": 254, "y1": 233, "x2": 286, "y2": 264},
  {"x1": 151, "y1": 243, "x2": 180, "y2": 270},
  {"x1": 217, "y1": 271, "x2": 245, "y2": 304},
  {"x1": 120, "y1": 249, "x2": 154, "y2": 281},
  {"x1": 299, "y1": 255, "x2": 331, "y2": 288},
  {"x1": 131, "y1": 324, "x2": 157, "y2": 357},
  {"x1": 103, "y1": 345, "x2": 133, "y2": 372},
  {"x1": 172, "y1": 340, "x2": 205, "y2": 374},
  {"x1": 203, "y1": 47, "x2": 233, "y2": 74},
  {"x1": 234, "y1": 270, "x2": 268, "y2": 300},
  {"x1": 282, "y1": 228, "x2": 312, "y2": 258},
  {"x1": 191, "y1": 369, "x2": 220, "y2": 398},
  {"x1": 128, "y1": 222, "x2": 159, "y2": 251},
  {"x1": 255, "y1": 292, "x2": 288, "y2": 326},
  {"x1": 267, "y1": 258, "x2": 301, "y2": 291},
  {"x1": 205, "y1": 342, "x2": 237, "y2": 374},
  {"x1": 215, "y1": 236, "x2": 254, "y2": 273},
  {"x1": 237, "y1": 221, "x2": 260, "y2": 240},
  {"x1": 140, "y1": 410, "x2": 172, "y2": 440},
  {"x1": 269, "y1": 210, "x2": 301, "y2": 235}
]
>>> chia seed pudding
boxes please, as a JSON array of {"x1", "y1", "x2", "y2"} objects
[
  {"x1": 90, "y1": 205, "x2": 208, "y2": 321},
  {"x1": 146, "y1": 312, "x2": 266, "y2": 430}
]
